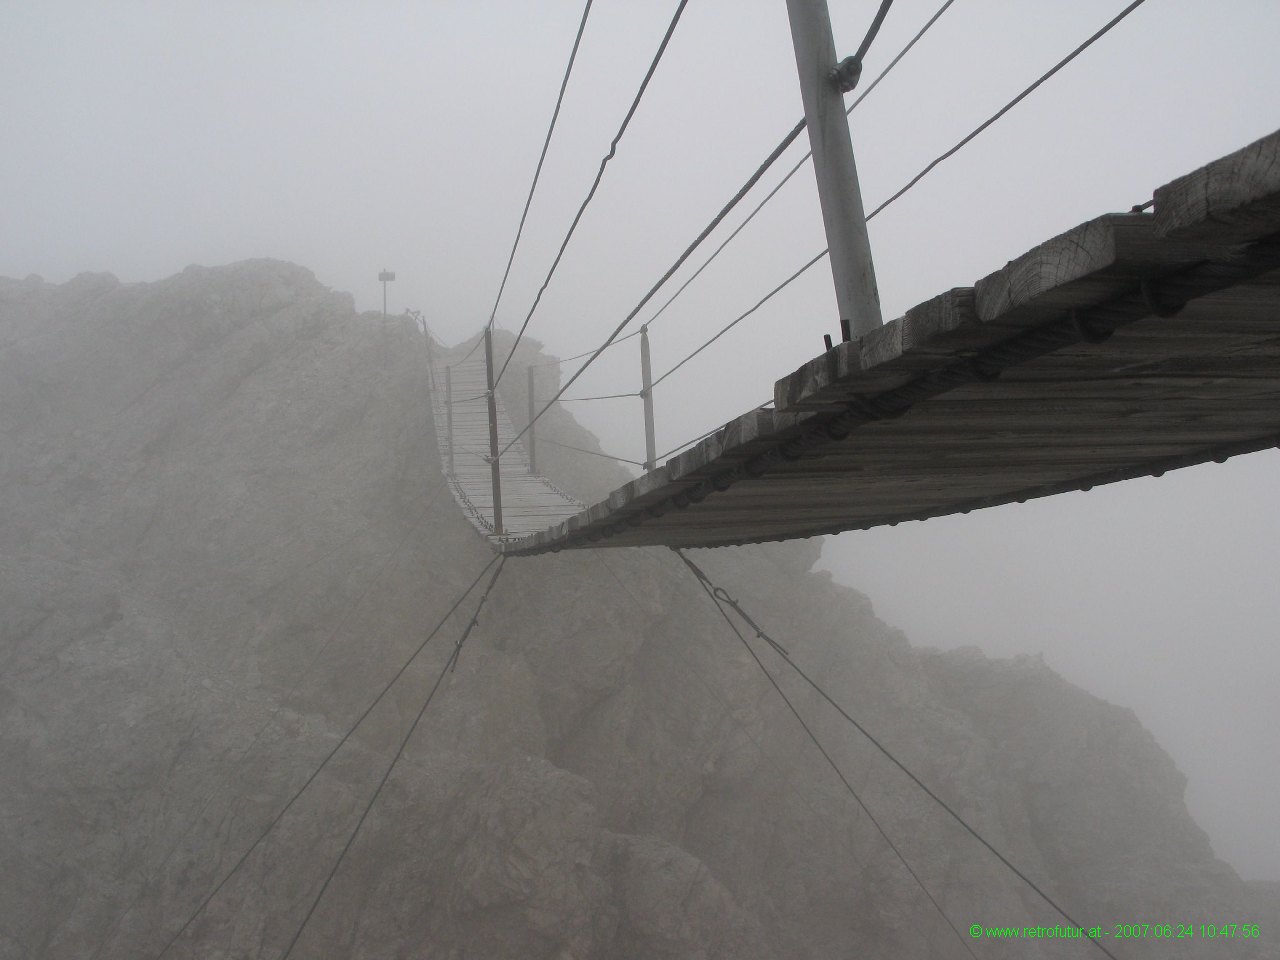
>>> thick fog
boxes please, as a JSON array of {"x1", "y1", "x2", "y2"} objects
[{"x1": 3, "y1": 0, "x2": 1276, "y2": 885}]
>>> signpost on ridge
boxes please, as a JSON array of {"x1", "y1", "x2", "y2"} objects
[{"x1": 379, "y1": 268, "x2": 396, "y2": 319}]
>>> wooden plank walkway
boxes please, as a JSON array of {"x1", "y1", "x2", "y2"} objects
[
  {"x1": 428, "y1": 352, "x2": 582, "y2": 546},
  {"x1": 503, "y1": 129, "x2": 1280, "y2": 555}
]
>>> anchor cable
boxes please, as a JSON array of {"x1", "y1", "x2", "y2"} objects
[
  {"x1": 152, "y1": 554, "x2": 502, "y2": 958},
  {"x1": 674, "y1": 550, "x2": 1120, "y2": 960},
  {"x1": 280, "y1": 557, "x2": 509, "y2": 959}
]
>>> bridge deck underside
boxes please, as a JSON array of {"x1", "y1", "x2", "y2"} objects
[{"x1": 504, "y1": 130, "x2": 1280, "y2": 555}]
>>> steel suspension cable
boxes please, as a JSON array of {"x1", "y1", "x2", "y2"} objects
[
  {"x1": 650, "y1": 250, "x2": 827, "y2": 389},
  {"x1": 675, "y1": 550, "x2": 1120, "y2": 960},
  {"x1": 518, "y1": 0, "x2": 955, "y2": 397},
  {"x1": 492, "y1": 0, "x2": 691, "y2": 389},
  {"x1": 497, "y1": 117, "x2": 808, "y2": 457},
  {"x1": 852, "y1": 0, "x2": 897, "y2": 66},
  {"x1": 280, "y1": 556, "x2": 509, "y2": 959},
  {"x1": 866, "y1": 0, "x2": 1148, "y2": 220},
  {"x1": 152, "y1": 553, "x2": 502, "y2": 959},
  {"x1": 485, "y1": 0, "x2": 594, "y2": 334},
  {"x1": 674, "y1": 549, "x2": 979, "y2": 960},
  {"x1": 631, "y1": 0, "x2": 955, "y2": 338},
  {"x1": 650, "y1": 0, "x2": 1149, "y2": 393}
]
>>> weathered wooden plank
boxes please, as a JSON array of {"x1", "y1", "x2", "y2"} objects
[
  {"x1": 972, "y1": 214, "x2": 1211, "y2": 326},
  {"x1": 1154, "y1": 129, "x2": 1280, "y2": 245},
  {"x1": 774, "y1": 213, "x2": 1226, "y2": 413}
]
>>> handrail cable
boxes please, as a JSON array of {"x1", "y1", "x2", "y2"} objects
[
  {"x1": 539, "y1": 436, "x2": 646, "y2": 467},
  {"x1": 485, "y1": 0, "x2": 594, "y2": 334},
  {"x1": 454, "y1": 334, "x2": 485, "y2": 366},
  {"x1": 280, "y1": 557, "x2": 509, "y2": 959},
  {"x1": 654, "y1": 397, "x2": 772, "y2": 462},
  {"x1": 647, "y1": 0, "x2": 1149, "y2": 392},
  {"x1": 559, "y1": 391, "x2": 639, "y2": 402},
  {"x1": 492, "y1": 0, "x2": 691, "y2": 389},
  {"x1": 673, "y1": 549, "x2": 979, "y2": 960},
  {"x1": 497, "y1": 117, "x2": 807, "y2": 457},
  {"x1": 152, "y1": 554, "x2": 502, "y2": 959},
  {"x1": 674, "y1": 550, "x2": 1120, "y2": 960},
  {"x1": 534, "y1": 327, "x2": 642, "y2": 367},
  {"x1": 650, "y1": 250, "x2": 826, "y2": 388}
]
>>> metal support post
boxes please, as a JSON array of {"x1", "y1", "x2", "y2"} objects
[
  {"x1": 527, "y1": 365, "x2": 537, "y2": 474},
  {"x1": 445, "y1": 364, "x2": 455, "y2": 478},
  {"x1": 640, "y1": 325, "x2": 657, "y2": 471},
  {"x1": 483, "y1": 327, "x2": 504, "y2": 535},
  {"x1": 378, "y1": 268, "x2": 395, "y2": 319},
  {"x1": 785, "y1": 0, "x2": 882, "y2": 341}
]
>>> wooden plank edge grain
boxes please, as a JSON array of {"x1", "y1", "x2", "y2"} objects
[
  {"x1": 1154, "y1": 129, "x2": 1280, "y2": 245},
  {"x1": 973, "y1": 213, "x2": 1216, "y2": 327}
]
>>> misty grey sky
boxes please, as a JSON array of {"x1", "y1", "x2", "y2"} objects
[{"x1": 3, "y1": 1, "x2": 1277, "y2": 880}]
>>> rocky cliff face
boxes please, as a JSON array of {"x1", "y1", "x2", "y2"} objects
[{"x1": 2, "y1": 262, "x2": 1274, "y2": 959}]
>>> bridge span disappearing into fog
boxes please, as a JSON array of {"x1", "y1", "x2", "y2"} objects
[{"x1": 428, "y1": 131, "x2": 1280, "y2": 556}]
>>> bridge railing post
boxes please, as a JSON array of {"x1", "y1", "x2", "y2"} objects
[
  {"x1": 527, "y1": 364, "x2": 537, "y2": 475},
  {"x1": 785, "y1": 0, "x2": 882, "y2": 341},
  {"x1": 640, "y1": 325, "x2": 657, "y2": 471},
  {"x1": 483, "y1": 327, "x2": 504, "y2": 535},
  {"x1": 445, "y1": 364, "x2": 455, "y2": 478}
]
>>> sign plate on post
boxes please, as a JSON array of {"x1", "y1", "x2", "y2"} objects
[{"x1": 378, "y1": 271, "x2": 396, "y2": 282}]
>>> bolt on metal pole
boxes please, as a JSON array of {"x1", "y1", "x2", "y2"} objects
[
  {"x1": 445, "y1": 364, "x2": 455, "y2": 478},
  {"x1": 527, "y1": 365, "x2": 537, "y2": 475},
  {"x1": 785, "y1": 0, "x2": 882, "y2": 341},
  {"x1": 483, "y1": 327, "x2": 504, "y2": 535},
  {"x1": 640, "y1": 325, "x2": 657, "y2": 471}
]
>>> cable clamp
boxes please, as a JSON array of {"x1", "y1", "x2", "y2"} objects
[{"x1": 831, "y1": 55, "x2": 863, "y2": 93}]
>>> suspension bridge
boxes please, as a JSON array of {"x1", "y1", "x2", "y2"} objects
[
  {"x1": 434, "y1": 128, "x2": 1280, "y2": 556},
  {"x1": 157, "y1": 3, "x2": 1277, "y2": 957}
]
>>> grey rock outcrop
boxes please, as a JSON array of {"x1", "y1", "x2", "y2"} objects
[{"x1": 1, "y1": 262, "x2": 1273, "y2": 959}]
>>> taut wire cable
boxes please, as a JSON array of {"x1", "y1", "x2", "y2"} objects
[
  {"x1": 675, "y1": 550, "x2": 1120, "y2": 960},
  {"x1": 674, "y1": 548, "x2": 979, "y2": 960},
  {"x1": 152, "y1": 553, "x2": 502, "y2": 959},
  {"x1": 485, "y1": 0, "x2": 594, "y2": 334},
  {"x1": 279, "y1": 557, "x2": 509, "y2": 958},
  {"x1": 493, "y1": 0, "x2": 692, "y2": 388}
]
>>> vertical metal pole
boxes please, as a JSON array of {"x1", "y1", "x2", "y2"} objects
[
  {"x1": 483, "y1": 327, "x2": 504, "y2": 535},
  {"x1": 445, "y1": 364, "x2": 455, "y2": 478},
  {"x1": 382, "y1": 280, "x2": 387, "y2": 319},
  {"x1": 785, "y1": 0, "x2": 882, "y2": 340},
  {"x1": 422, "y1": 315, "x2": 436, "y2": 392},
  {"x1": 640, "y1": 325, "x2": 657, "y2": 471},
  {"x1": 527, "y1": 365, "x2": 537, "y2": 475}
]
